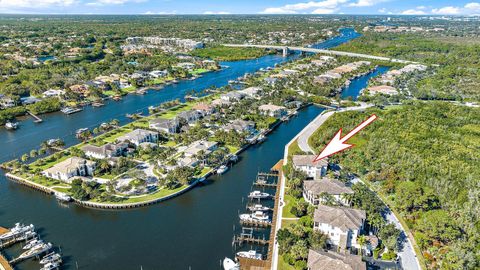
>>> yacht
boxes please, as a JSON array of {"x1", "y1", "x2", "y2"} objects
[
  {"x1": 248, "y1": 191, "x2": 271, "y2": 199},
  {"x1": 216, "y1": 165, "x2": 229, "y2": 174},
  {"x1": 23, "y1": 238, "x2": 42, "y2": 250},
  {"x1": 236, "y1": 250, "x2": 263, "y2": 260},
  {"x1": 55, "y1": 192, "x2": 72, "y2": 203},
  {"x1": 5, "y1": 121, "x2": 18, "y2": 130},
  {"x1": 18, "y1": 242, "x2": 52, "y2": 260},
  {"x1": 40, "y1": 261, "x2": 60, "y2": 270},
  {"x1": 248, "y1": 204, "x2": 270, "y2": 212},
  {"x1": 75, "y1": 128, "x2": 89, "y2": 136},
  {"x1": 0, "y1": 223, "x2": 35, "y2": 241},
  {"x1": 239, "y1": 211, "x2": 270, "y2": 222},
  {"x1": 223, "y1": 257, "x2": 239, "y2": 270},
  {"x1": 256, "y1": 134, "x2": 266, "y2": 144},
  {"x1": 17, "y1": 230, "x2": 37, "y2": 241},
  {"x1": 61, "y1": 107, "x2": 83, "y2": 115},
  {"x1": 40, "y1": 252, "x2": 62, "y2": 265}
]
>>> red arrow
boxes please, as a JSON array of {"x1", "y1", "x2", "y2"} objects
[{"x1": 313, "y1": 114, "x2": 377, "y2": 162}]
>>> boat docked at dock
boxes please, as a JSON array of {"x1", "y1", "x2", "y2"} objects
[
  {"x1": 55, "y1": 192, "x2": 71, "y2": 203},
  {"x1": 75, "y1": 128, "x2": 89, "y2": 136},
  {"x1": 40, "y1": 252, "x2": 62, "y2": 265},
  {"x1": 256, "y1": 134, "x2": 266, "y2": 144},
  {"x1": 40, "y1": 261, "x2": 60, "y2": 270},
  {"x1": 223, "y1": 257, "x2": 239, "y2": 270},
  {"x1": 216, "y1": 165, "x2": 229, "y2": 174},
  {"x1": 248, "y1": 191, "x2": 271, "y2": 199},
  {"x1": 236, "y1": 250, "x2": 263, "y2": 260},
  {"x1": 17, "y1": 242, "x2": 52, "y2": 261},
  {"x1": 0, "y1": 223, "x2": 35, "y2": 241},
  {"x1": 23, "y1": 238, "x2": 42, "y2": 250},
  {"x1": 247, "y1": 204, "x2": 270, "y2": 212},
  {"x1": 5, "y1": 121, "x2": 18, "y2": 130},
  {"x1": 239, "y1": 211, "x2": 270, "y2": 222},
  {"x1": 61, "y1": 107, "x2": 83, "y2": 115}
]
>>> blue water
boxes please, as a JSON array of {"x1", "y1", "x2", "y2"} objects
[
  {"x1": 341, "y1": 66, "x2": 391, "y2": 100},
  {"x1": 310, "y1": 28, "x2": 362, "y2": 49},
  {"x1": 1, "y1": 28, "x2": 360, "y2": 270},
  {"x1": 37, "y1": 56, "x2": 56, "y2": 62}
]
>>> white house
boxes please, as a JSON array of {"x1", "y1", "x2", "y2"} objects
[
  {"x1": 149, "y1": 118, "x2": 179, "y2": 134},
  {"x1": 313, "y1": 205, "x2": 366, "y2": 251},
  {"x1": 42, "y1": 157, "x2": 96, "y2": 182},
  {"x1": 42, "y1": 89, "x2": 65, "y2": 98},
  {"x1": 116, "y1": 129, "x2": 158, "y2": 146},
  {"x1": 149, "y1": 70, "x2": 168, "y2": 78},
  {"x1": 81, "y1": 143, "x2": 128, "y2": 159},
  {"x1": 292, "y1": 155, "x2": 328, "y2": 179},
  {"x1": 238, "y1": 87, "x2": 262, "y2": 98},
  {"x1": 303, "y1": 177, "x2": 354, "y2": 205},
  {"x1": 258, "y1": 104, "x2": 287, "y2": 118},
  {"x1": 183, "y1": 140, "x2": 218, "y2": 157},
  {"x1": 307, "y1": 249, "x2": 365, "y2": 270}
]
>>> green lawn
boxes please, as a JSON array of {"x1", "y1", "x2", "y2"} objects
[
  {"x1": 114, "y1": 185, "x2": 189, "y2": 204},
  {"x1": 282, "y1": 193, "x2": 298, "y2": 219},
  {"x1": 101, "y1": 128, "x2": 134, "y2": 143},
  {"x1": 278, "y1": 255, "x2": 297, "y2": 270}
]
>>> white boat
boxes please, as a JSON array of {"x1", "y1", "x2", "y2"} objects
[
  {"x1": 197, "y1": 177, "x2": 206, "y2": 183},
  {"x1": 237, "y1": 250, "x2": 263, "y2": 260},
  {"x1": 229, "y1": 155, "x2": 238, "y2": 162},
  {"x1": 40, "y1": 252, "x2": 62, "y2": 265},
  {"x1": 0, "y1": 223, "x2": 35, "y2": 241},
  {"x1": 256, "y1": 134, "x2": 266, "y2": 144},
  {"x1": 75, "y1": 128, "x2": 89, "y2": 135},
  {"x1": 61, "y1": 107, "x2": 83, "y2": 115},
  {"x1": 17, "y1": 230, "x2": 37, "y2": 241},
  {"x1": 5, "y1": 121, "x2": 18, "y2": 130},
  {"x1": 248, "y1": 191, "x2": 271, "y2": 199},
  {"x1": 55, "y1": 192, "x2": 71, "y2": 202},
  {"x1": 23, "y1": 238, "x2": 42, "y2": 250},
  {"x1": 216, "y1": 165, "x2": 229, "y2": 174},
  {"x1": 40, "y1": 261, "x2": 60, "y2": 270},
  {"x1": 248, "y1": 204, "x2": 270, "y2": 212},
  {"x1": 18, "y1": 242, "x2": 52, "y2": 260},
  {"x1": 239, "y1": 211, "x2": 270, "y2": 222},
  {"x1": 223, "y1": 257, "x2": 240, "y2": 270}
]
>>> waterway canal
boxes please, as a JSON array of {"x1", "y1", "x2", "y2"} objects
[{"x1": 0, "y1": 28, "x2": 366, "y2": 270}]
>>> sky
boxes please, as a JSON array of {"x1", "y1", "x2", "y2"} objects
[{"x1": 0, "y1": 0, "x2": 479, "y2": 16}]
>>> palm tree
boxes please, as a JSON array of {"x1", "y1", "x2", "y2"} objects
[{"x1": 357, "y1": 235, "x2": 368, "y2": 256}]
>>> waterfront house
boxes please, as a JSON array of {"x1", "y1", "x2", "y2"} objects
[
  {"x1": 292, "y1": 155, "x2": 328, "y2": 179},
  {"x1": 222, "y1": 119, "x2": 256, "y2": 134},
  {"x1": 366, "y1": 85, "x2": 398, "y2": 96},
  {"x1": 220, "y1": 92, "x2": 245, "y2": 102},
  {"x1": 0, "y1": 95, "x2": 16, "y2": 109},
  {"x1": 264, "y1": 77, "x2": 278, "y2": 86},
  {"x1": 116, "y1": 129, "x2": 158, "y2": 146},
  {"x1": 21, "y1": 96, "x2": 41, "y2": 105},
  {"x1": 307, "y1": 249, "x2": 366, "y2": 270},
  {"x1": 42, "y1": 89, "x2": 65, "y2": 98},
  {"x1": 176, "y1": 62, "x2": 196, "y2": 70},
  {"x1": 69, "y1": 84, "x2": 90, "y2": 97},
  {"x1": 211, "y1": 99, "x2": 231, "y2": 107},
  {"x1": 303, "y1": 177, "x2": 354, "y2": 205},
  {"x1": 313, "y1": 205, "x2": 366, "y2": 251},
  {"x1": 183, "y1": 140, "x2": 218, "y2": 158},
  {"x1": 149, "y1": 118, "x2": 179, "y2": 134},
  {"x1": 177, "y1": 110, "x2": 203, "y2": 124},
  {"x1": 42, "y1": 157, "x2": 96, "y2": 182},
  {"x1": 193, "y1": 103, "x2": 215, "y2": 116},
  {"x1": 149, "y1": 70, "x2": 168, "y2": 78},
  {"x1": 81, "y1": 143, "x2": 128, "y2": 159},
  {"x1": 258, "y1": 104, "x2": 287, "y2": 118},
  {"x1": 238, "y1": 87, "x2": 262, "y2": 98}
]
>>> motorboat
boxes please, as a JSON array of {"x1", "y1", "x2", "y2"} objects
[
  {"x1": 23, "y1": 238, "x2": 42, "y2": 250},
  {"x1": 236, "y1": 250, "x2": 263, "y2": 260},
  {"x1": 229, "y1": 155, "x2": 238, "y2": 162},
  {"x1": 248, "y1": 191, "x2": 270, "y2": 199},
  {"x1": 40, "y1": 252, "x2": 62, "y2": 265},
  {"x1": 5, "y1": 121, "x2": 18, "y2": 130},
  {"x1": 223, "y1": 257, "x2": 239, "y2": 270},
  {"x1": 61, "y1": 107, "x2": 83, "y2": 115},
  {"x1": 216, "y1": 165, "x2": 229, "y2": 174},
  {"x1": 40, "y1": 261, "x2": 60, "y2": 270},
  {"x1": 18, "y1": 242, "x2": 52, "y2": 260},
  {"x1": 0, "y1": 223, "x2": 35, "y2": 241},
  {"x1": 75, "y1": 128, "x2": 89, "y2": 135},
  {"x1": 239, "y1": 211, "x2": 270, "y2": 222},
  {"x1": 55, "y1": 192, "x2": 72, "y2": 203},
  {"x1": 248, "y1": 204, "x2": 270, "y2": 212},
  {"x1": 256, "y1": 134, "x2": 266, "y2": 144},
  {"x1": 17, "y1": 230, "x2": 37, "y2": 241}
]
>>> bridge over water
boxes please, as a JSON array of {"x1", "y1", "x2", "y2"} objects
[{"x1": 223, "y1": 44, "x2": 418, "y2": 64}]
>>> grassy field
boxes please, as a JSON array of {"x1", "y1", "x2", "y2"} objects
[
  {"x1": 282, "y1": 193, "x2": 298, "y2": 219},
  {"x1": 278, "y1": 255, "x2": 297, "y2": 270},
  {"x1": 116, "y1": 185, "x2": 189, "y2": 204}
]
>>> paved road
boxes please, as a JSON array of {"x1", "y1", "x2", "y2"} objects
[{"x1": 297, "y1": 103, "x2": 373, "y2": 154}]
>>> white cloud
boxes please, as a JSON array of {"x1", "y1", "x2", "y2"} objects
[
  {"x1": 0, "y1": 0, "x2": 76, "y2": 8},
  {"x1": 144, "y1": 10, "x2": 177, "y2": 15},
  {"x1": 203, "y1": 11, "x2": 231, "y2": 15},
  {"x1": 465, "y1": 2, "x2": 480, "y2": 10},
  {"x1": 86, "y1": 0, "x2": 145, "y2": 6},
  {"x1": 349, "y1": 0, "x2": 384, "y2": 7},
  {"x1": 378, "y1": 7, "x2": 386, "y2": 13},
  {"x1": 431, "y1": 6, "x2": 461, "y2": 15},
  {"x1": 416, "y1": 6, "x2": 426, "y2": 10},
  {"x1": 401, "y1": 9, "x2": 426, "y2": 15},
  {"x1": 261, "y1": 0, "x2": 348, "y2": 14}
]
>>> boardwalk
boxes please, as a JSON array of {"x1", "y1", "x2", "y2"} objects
[{"x1": 223, "y1": 44, "x2": 418, "y2": 64}]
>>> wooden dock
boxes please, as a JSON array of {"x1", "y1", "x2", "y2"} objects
[
  {"x1": 0, "y1": 228, "x2": 13, "y2": 270},
  {"x1": 239, "y1": 220, "x2": 271, "y2": 228},
  {"x1": 27, "y1": 111, "x2": 43, "y2": 123}
]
